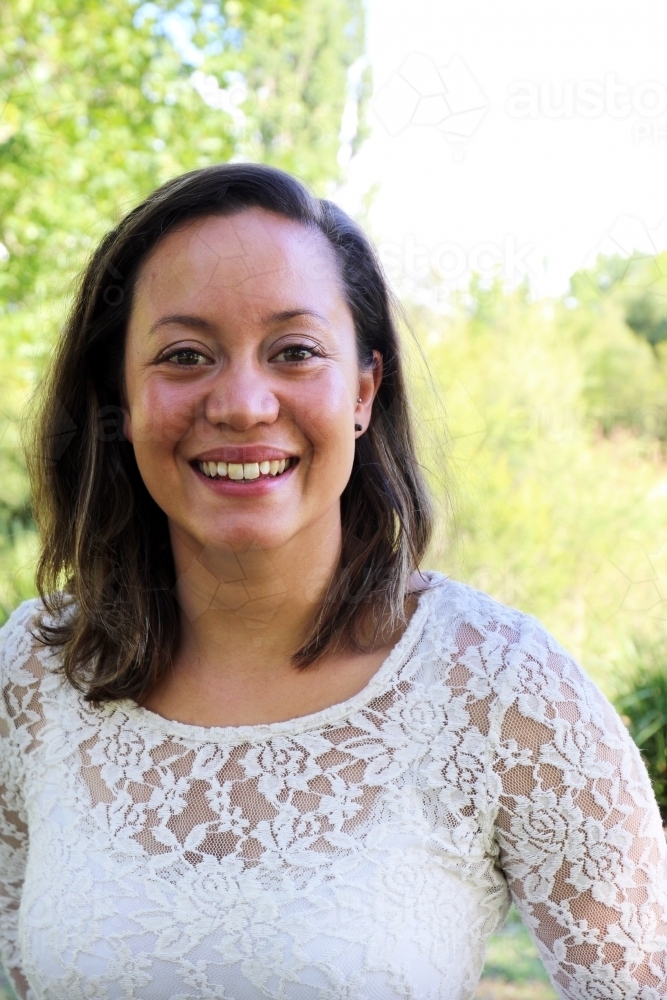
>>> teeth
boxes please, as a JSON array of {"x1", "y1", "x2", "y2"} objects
[{"x1": 198, "y1": 458, "x2": 293, "y2": 481}]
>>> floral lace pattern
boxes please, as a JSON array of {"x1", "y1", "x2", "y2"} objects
[{"x1": 0, "y1": 573, "x2": 665, "y2": 1000}]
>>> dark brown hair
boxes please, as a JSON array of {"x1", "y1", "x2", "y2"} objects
[{"x1": 27, "y1": 162, "x2": 433, "y2": 702}]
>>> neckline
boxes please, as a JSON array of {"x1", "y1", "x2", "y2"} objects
[{"x1": 109, "y1": 571, "x2": 448, "y2": 745}]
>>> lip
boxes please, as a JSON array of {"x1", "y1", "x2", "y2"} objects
[
  {"x1": 192, "y1": 458, "x2": 298, "y2": 497},
  {"x1": 192, "y1": 446, "x2": 298, "y2": 464}
]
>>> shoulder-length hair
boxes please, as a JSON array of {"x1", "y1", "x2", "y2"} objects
[{"x1": 27, "y1": 162, "x2": 433, "y2": 703}]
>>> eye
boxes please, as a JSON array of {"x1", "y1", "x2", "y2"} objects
[
  {"x1": 273, "y1": 345, "x2": 319, "y2": 363},
  {"x1": 161, "y1": 348, "x2": 211, "y2": 366}
]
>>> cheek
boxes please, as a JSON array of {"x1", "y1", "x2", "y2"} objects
[
  {"x1": 294, "y1": 375, "x2": 356, "y2": 473},
  {"x1": 128, "y1": 378, "x2": 198, "y2": 455}
]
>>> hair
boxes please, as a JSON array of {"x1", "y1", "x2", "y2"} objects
[{"x1": 26, "y1": 162, "x2": 434, "y2": 703}]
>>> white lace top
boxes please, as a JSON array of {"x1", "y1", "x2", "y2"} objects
[{"x1": 0, "y1": 573, "x2": 665, "y2": 1000}]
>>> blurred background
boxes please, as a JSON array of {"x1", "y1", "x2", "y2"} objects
[{"x1": 1, "y1": 1, "x2": 667, "y2": 997}]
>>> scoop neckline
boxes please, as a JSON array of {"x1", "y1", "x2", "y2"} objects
[{"x1": 109, "y1": 571, "x2": 449, "y2": 745}]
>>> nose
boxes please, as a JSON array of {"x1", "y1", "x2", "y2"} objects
[{"x1": 202, "y1": 362, "x2": 280, "y2": 431}]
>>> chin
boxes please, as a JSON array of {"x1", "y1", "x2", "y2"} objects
[{"x1": 196, "y1": 522, "x2": 296, "y2": 554}]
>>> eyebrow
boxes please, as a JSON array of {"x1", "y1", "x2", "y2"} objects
[
  {"x1": 148, "y1": 314, "x2": 217, "y2": 335},
  {"x1": 267, "y1": 308, "x2": 331, "y2": 327},
  {"x1": 148, "y1": 309, "x2": 330, "y2": 335}
]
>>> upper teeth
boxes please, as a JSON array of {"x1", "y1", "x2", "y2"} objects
[{"x1": 198, "y1": 458, "x2": 291, "y2": 480}]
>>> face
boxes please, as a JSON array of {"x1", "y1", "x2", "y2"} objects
[{"x1": 122, "y1": 208, "x2": 380, "y2": 558}]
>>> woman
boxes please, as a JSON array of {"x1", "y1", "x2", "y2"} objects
[{"x1": 0, "y1": 163, "x2": 665, "y2": 1000}]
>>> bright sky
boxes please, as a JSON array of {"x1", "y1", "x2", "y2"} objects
[{"x1": 337, "y1": 0, "x2": 667, "y2": 300}]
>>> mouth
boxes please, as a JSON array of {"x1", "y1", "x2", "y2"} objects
[{"x1": 195, "y1": 457, "x2": 297, "y2": 482}]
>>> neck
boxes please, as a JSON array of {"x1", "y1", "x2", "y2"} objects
[{"x1": 168, "y1": 507, "x2": 343, "y2": 680}]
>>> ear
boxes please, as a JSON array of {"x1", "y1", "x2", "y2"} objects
[{"x1": 355, "y1": 350, "x2": 383, "y2": 435}]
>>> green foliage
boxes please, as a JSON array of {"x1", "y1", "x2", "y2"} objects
[
  {"x1": 568, "y1": 253, "x2": 667, "y2": 438},
  {"x1": 0, "y1": 0, "x2": 366, "y2": 620},
  {"x1": 616, "y1": 645, "x2": 667, "y2": 817},
  {"x1": 626, "y1": 295, "x2": 667, "y2": 349},
  {"x1": 410, "y1": 274, "x2": 667, "y2": 698},
  {"x1": 208, "y1": 0, "x2": 368, "y2": 181},
  {"x1": 479, "y1": 907, "x2": 556, "y2": 998}
]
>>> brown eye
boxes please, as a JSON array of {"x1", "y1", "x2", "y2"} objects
[
  {"x1": 273, "y1": 346, "x2": 316, "y2": 363},
  {"x1": 163, "y1": 349, "x2": 209, "y2": 366}
]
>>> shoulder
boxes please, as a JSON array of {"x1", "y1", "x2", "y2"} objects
[
  {"x1": 0, "y1": 595, "x2": 69, "y2": 717},
  {"x1": 419, "y1": 569, "x2": 554, "y2": 653},
  {"x1": 0, "y1": 597, "x2": 49, "y2": 677},
  {"x1": 417, "y1": 574, "x2": 641, "y2": 790},
  {"x1": 418, "y1": 571, "x2": 595, "y2": 705}
]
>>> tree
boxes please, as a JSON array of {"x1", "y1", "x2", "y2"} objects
[
  {"x1": 570, "y1": 250, "x2": 667, "y2": 350},
  {"x1": 567, "y1": 253, "x2": 667, "y2": 441}
]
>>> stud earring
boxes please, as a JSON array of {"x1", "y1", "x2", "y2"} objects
[
  {"x1": 357, "y1": 397, "x2": 362, "y2": 403},
  {"x1": 355, "y1": 424, "x2": 363, "y2": 432}
]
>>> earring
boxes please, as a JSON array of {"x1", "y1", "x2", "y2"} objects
[{"x1": 355, "y1": 397, "x2": 363, "y2": 432}]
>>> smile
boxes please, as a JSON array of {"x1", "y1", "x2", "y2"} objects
[{"x1": 196, "y1": 458, "x2": 295, "y2": 481}]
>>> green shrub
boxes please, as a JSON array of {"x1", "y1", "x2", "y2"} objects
[
  {"x1": 413, "y1": 280, "x2": 667, "y2": 701},
  {"x1": 615, "y1": 646, "x2": 667, "y2": 819}
]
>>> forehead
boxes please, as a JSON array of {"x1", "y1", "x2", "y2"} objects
[{"x1": 133, "y1": 209, "x2": 344, "y2": 320}]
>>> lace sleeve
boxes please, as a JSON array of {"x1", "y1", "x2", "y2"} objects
[
  {"x1": 0, "y1": 607, "x2": 34, "y2": 1000},
  {"x1": 490, "y1": 619, "x2": 667, "y2": 999}
]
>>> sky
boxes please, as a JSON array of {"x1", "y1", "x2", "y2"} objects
[{"x1": 337, "y1": 0, "x2": 667, "y2": 301}]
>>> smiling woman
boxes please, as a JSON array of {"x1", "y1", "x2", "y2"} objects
[
  {"x1": 29, "y1": 166, "x2": 431, "y2": 706},
  {"x1": 0, "y1": 164, "x2": 666, "y2": 1000}
]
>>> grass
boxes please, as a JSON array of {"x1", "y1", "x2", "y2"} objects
[{"x1": 475, "y1": 907, "x2": 558, "y2": 1000}]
